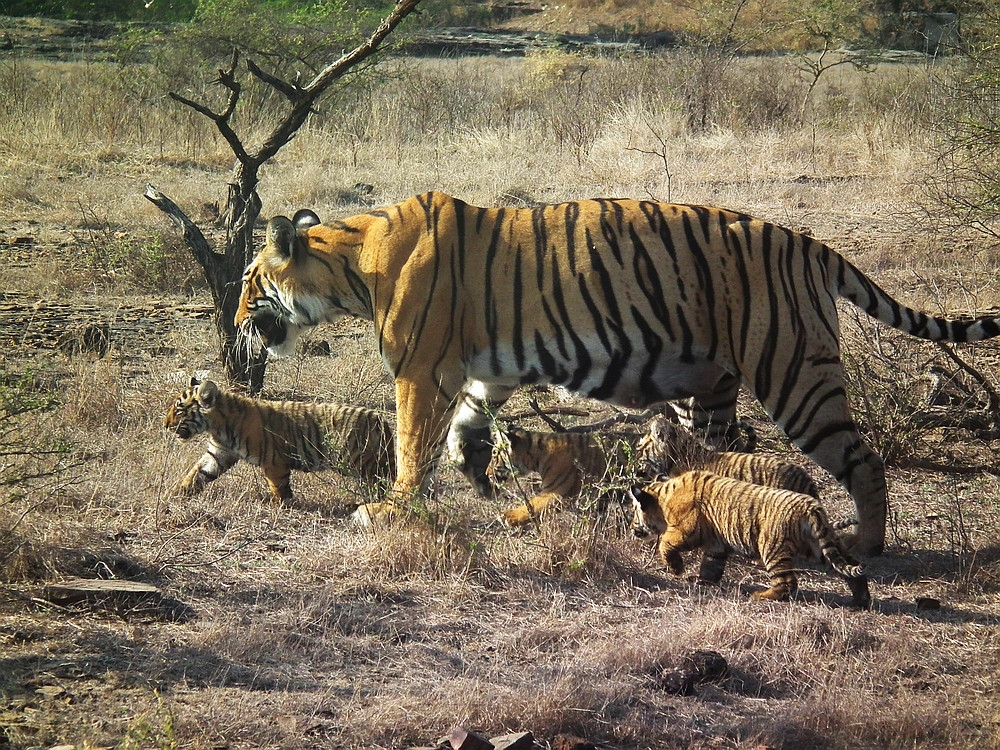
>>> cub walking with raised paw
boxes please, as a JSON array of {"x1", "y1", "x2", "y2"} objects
[
  {"x1": 165, "y1": 377, "x2": 395, "y2": 502},
  {"x1": 631, "y1": 471, "x2": 870, "y2": 608}
]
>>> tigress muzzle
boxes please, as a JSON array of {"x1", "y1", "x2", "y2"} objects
[{"x1": 242, "y1": 309, "x2": 287, "y2": 351}]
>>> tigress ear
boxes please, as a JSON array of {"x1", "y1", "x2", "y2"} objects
[
  {"x1": 266, "y1": 216, "x2": 299, "y2": 260},
  {"x1": 630, "y1": 486, "x2": 657, "y2": 508},
  {"x1": 196, "y1": 379, "x2": 219, "y2": 410},
  {"x1": 293, "y1": 209, "x2": 321, "y2": 230}
]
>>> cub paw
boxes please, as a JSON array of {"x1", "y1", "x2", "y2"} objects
[
  {"x1": 351, "y1": 501, "x2": 400, "y2": 529},
  {"x1": 500, "y1": 505, "x2": 533, "y2": 528}
]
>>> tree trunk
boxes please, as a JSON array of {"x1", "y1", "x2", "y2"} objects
[
  {"x1": 218, "y1": 166, "x2": 266, "y2": 392},
  {"x1": 144, "y1": 177, "x2": 267, "y2": 394}
]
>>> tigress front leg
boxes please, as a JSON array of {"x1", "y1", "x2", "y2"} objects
[
  {"x1": 446, "y1": 380, "x2": 515, "y2": 497},
  {"x1": 392, "y1": 376, "x2": 461, "y2": 499},
  {"x1": 657, "y1": 528, "x2": 691, "y2": 576}
]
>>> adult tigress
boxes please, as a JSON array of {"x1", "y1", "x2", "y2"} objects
[{"x1": 235, "y1": 192, "x2": 1000, "y2": 556}]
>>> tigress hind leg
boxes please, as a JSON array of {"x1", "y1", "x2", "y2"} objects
[
  {"x1": 761, "y1": 365, "x2": 888, "y2": 557},
  {"x1": 793, "y1": 423, "x2": 887, "y2": 557}
]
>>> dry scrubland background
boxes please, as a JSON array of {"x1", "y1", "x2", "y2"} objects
[{"x1": 3, "y1": 14, "x2": 1000, "y2": 750}]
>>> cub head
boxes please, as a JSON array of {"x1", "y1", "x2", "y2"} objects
[
  {"x1": 235, "y1": 209, "x2": 327, "y2": 358},
  {"x1": 164, "y1": 377, "x2": 220, "y2": 440},
  {"x1": 637, "y1": 416, "x2": 693, "y2": 476},
  {"x1": 485, "y1": 427, "x2": 533, "y2": 485},
  {"x1": 629, "y1": 480, "x2": 671, "y2": 541}
]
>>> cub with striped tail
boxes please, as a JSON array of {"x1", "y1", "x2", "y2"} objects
[
  {"x1": 235, "y1": 192, "x2": 1000, "y2": 555},
  {"x1": 631, "y1": 471, "x2": 871, "y2": 608},
  {"x1": 165, "y1": 377, "x2": 395, "y2": 501}
]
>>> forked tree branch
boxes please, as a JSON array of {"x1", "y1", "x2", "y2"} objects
[
  {"x1": 935, "y1": 341, "x2": 1000, "y2": 427},
  {"x1": 250, "y1": 0, "x2": 421, "y2": 166},
  {"x1": 170, "y1": 0, "x2": 421, "y2": 172},
  {"x1": 170, "y1": 49, "x2": 251, "y2": 164}
]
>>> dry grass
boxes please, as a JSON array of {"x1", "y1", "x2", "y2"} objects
[{"x1": 2, "y1": 36, "x2": 1000, "y2": 750}]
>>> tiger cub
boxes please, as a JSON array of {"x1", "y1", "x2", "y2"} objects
[
  {"x1": 631, "y1": 471, "x2": 870, "y2": 608},
  {"x1": 638, "y1": 416, "x2": 819, "y2": 498},
  {"x1": 164, "y1": 377, "x2": 395, "y2": 501},
  {"x1": 488, "y1": 426, "x2": 640, "y2": 528}
]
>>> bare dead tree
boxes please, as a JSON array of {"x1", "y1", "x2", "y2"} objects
[{"x1": 145, "y1": 0, "x2": 421, "y2": 393}]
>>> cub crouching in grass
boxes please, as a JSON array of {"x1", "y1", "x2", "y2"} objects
[
  {"x1": 631, "y1": 471, "x2": 871, "y2": 608},
  {"x1": 164, "y1": 377, "x2": 395, "y2": 502},
  {"x1": 638, "y1": 415, "x2": 820, "y2": 497},
  {"x1": 487, "y1": 426, "x2": 641, "y2": 527}
]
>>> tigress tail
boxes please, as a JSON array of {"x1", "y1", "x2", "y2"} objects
[{"x1": 836, "y1": 255, "x2": 1000, "y2": 342}]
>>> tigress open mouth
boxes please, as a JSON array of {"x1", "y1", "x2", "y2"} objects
[{"x1": 240, "y1": 309, "x2": 304, "y2": 358}]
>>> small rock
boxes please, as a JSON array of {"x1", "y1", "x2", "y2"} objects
[
  {"x1": 490, "y1": 732, "x2": 534, "y2": 750},
  {"x1": 445, "y1": 727, "x2": 492, "y2": 750}
]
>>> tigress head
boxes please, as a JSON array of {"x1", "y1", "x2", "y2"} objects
[
  {"x1": 164, "y1": 377, "x2": 220, "y2": 441},
  {"x1": 235, "y1": 208, "x2": 336, "y2": 358},
  {"x1": 629, "y1": 479, "x2": 671, "y2": 541}
]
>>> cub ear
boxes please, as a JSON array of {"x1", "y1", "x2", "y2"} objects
[
  {"x1": 196, "y1": 379, "x2": 219, "y2": 410},
  {"x1": 187, "y1": 375, "x2": 199, "y2": 388},
  {"x1": 293, "y1": 209, "x2": 321, "y2": 231}
]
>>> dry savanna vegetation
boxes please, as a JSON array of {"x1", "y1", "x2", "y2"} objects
[{"x1": 2, "y1": 11, "x2": 1000, "y2": 750}]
